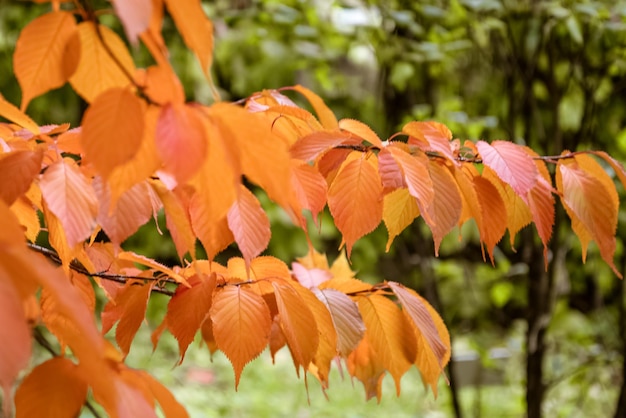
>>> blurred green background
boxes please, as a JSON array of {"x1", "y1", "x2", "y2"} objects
[{"x1": 2, "y1": 0, "x2": 626, "y2": 417}]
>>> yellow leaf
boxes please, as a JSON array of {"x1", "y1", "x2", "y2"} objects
[
  {"x1": 10, "y1": 197, "x2": 40, "y2": 242},
  {"x1": 382, "y1": 188, "x2": 419, "y2": 251},
  {"x1": 347, "y1": 333, "x2": 385, "y2": 402},
  {"x1": 14, "y1": 11, "x2": 77, "y2": 110},
  {"x1": 81, "y1": 88, "x2": 145, "y2": 178},
  {"x1": 210, "y1": 285, "x2": 272, "y2": 389},
  {"x1": 0, "y1": 93, "x2": 39, "y2": 134},
  {"x1": 356, "y1": 294, "x2": 417, "y2": 394},
  {"x1": 291, "y1": 85, "x2": 338, "y2": 130},
  {"x1": 69, "y1": 22, "x2": 136, "y2": 102}
]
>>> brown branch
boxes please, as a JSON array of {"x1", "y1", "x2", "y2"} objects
[
  {"x1": 28, "y1": 243, "x2": 176, "y2": 296},
  {"x1": 34, "y1": 328, "x2": 104, "y2": 418}
]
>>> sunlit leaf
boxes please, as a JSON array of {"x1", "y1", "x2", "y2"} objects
[
  {"x1": 425, "y1": 160, "x2": 462, "y2": 254},
  {"x1": 0, "y1": 93, "x2": 39, "y2": 134},
  {"x1": 111, "y1": 0, "x2": 152, "y2": 45},
  {"x1": 382, "y1": 188, "x2": 419, "y2": 251},
  {"x1": 291, "y1": 161, "x2": 327, "y2": 222},
  {"x1": 473, "y1": 175, "x2": 507, "y2": 264},
  {"x1": 227, "y1": 185, "x2": 271, "y2": 267},
  {"x1": 291, "y1": 85, "x2": 338, "y2": 130},
  {"x1": 403, "y1": 121, "x2": 455, "y2": 163},
  {"x1": 347, "y1": 334, "x2": 385, "y2": 402},
  {"x1": 0, "y1": 150, "x2": 43, "y2": 205},
  {"x1": 14, "y1": 11, "x2": 77, "y2": 109},
  {"x1": 313, "y1": 288, "x2": 364, "y2": 357},
  {"x1": 339, "y1": 118, "x2": 383, "y2": 148}
]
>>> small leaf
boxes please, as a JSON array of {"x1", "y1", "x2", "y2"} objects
[
  {"x1": 339, "y1": 118, "x2": 383, "y2": 148},
  {"x1": 328, "y1": 152, "x2": 383, "y2": 256},
  {"x1": 210, "y1": 285, "x2": 271, "y2": 388},
  {"x1": 227, "y1": 186, "x2": 271, "y2": 267},
  {"x1": 13, "y1": 11, "x2": 77, "y2": 109},
  {"x1": 81, "y1": 88, "x2": 145, "y2": 178},
  {"x1": 39, "y1": 159, "x2": 98, "y2": 248},
  {"x1": 291, "y1": 85, "x2": 338, "y2": 130},
  {"x1": 382, "y1": 188, "x2": 420, "y2": 251},
  {"x1": 347, "y1": 335, "x2": 385, "y2": 402},
  {"x1": 15, "y1": 357, "x2": 87, "y2": 418},
  {"x1": 473, "y1": 175, "x2": 507, "y2": 264},
  {"x1": 527, "y1": 176, "x2": 555, "y2": 263},
  {"x1": 111, "y1": 0, "x2": 152, "y2": 45},
  {"x1": 117, "y1": 251, "x2": 188, "y2": 285},
  {"x1": 290, "y1": 130, "x2": 358, "y2": 161},
  {"x1": 0, "y1": 93, "x2": 39, "y2": 134},
  {"x1": 291, "y1": 162, "x2": 327, "y2": 222},
  {"x1": 0, "y1": 150, "x2": 43, "y2": 205},
  {"x1": 476, "y1": 140, "x2": 538, "y2": 198},
  {"x1": 403, "y1": 121, "x2": 456, "y2": 163},
  {"x1": 156, "y1": 103, "x2": 208, "y2": 184}
]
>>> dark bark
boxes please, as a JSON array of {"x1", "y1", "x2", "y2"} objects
[{"x1": 614, "y1": 254, "x2": 626, "y2": 418}]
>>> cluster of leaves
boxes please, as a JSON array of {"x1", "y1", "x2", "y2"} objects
[{"x1": 0, "y1": 1, "x2": 624, "y2": 417}]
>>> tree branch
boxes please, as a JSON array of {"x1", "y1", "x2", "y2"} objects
[{"x1": 28, "y1": 243, "x2": 176, "y2": 296}]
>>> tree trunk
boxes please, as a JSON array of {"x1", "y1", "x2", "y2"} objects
[{"x1": 614, "y1": 254, "x2": 626, "y2": 418}]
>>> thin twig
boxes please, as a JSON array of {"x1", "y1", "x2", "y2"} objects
[{"x1": 28, "y1": 243, "x2": 176, "y2": 296}]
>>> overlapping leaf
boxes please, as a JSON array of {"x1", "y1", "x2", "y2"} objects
[
  {"x1": 13, "y1": 11, "x2": 77, "y2": 109},
  {"x1": 111, "y1": 0, "x2": 152, "y2": 45},
  {"x1": 473, "y1": 175, "x2": 507, "y2": 263},
  {"x1": 0, "y1": 150, "x2": 43, "y2": 205},
  {"x1": 328, "y1": 152, "x2": 383, "y2": 256},
  {"x1": 313, "y1": 288, "x2": 365, "y2": 357},
  {"x1": 227, "y1": 185, "x2": 271, "y2": 267},
  {"x1": 403, "y1": 121, "x2": 456, "y2": 163},
  {"x1": 425, "y1": 160, "x2": 462, "y2": 254},
  {"x1": 382, "y1": 188, "x2": 419, "y2": 251}
]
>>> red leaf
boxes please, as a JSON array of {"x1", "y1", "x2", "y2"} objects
[
  {"x1": 476, "y1": 140, "x2": 538, "y2": 198},
  {"x1": 227, "y1": 185, "x2": 271, "y2": 267}
]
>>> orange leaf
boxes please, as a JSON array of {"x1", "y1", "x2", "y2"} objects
[
  {"x1": 473, "y1": 175, "x2": 507, "y2": 264},
  {"x1": 166, "y1": 274, "x2": 216, "y2": 363},
  {"x1": 210, "y1": 285, "x2": 272, "y2": 388},
  {"x1": 0, "y1": 150, "x2": 43, "y2": 205},
  {"x1": 291, "y1": 161, "x2": 327, "y2": 222},
  {"x1": 15, "y1": 357, "x2": 87, "y2": 418},
  {"x1": 0, "y1": 93, "x2": 39, "y2": 134},
  {"x1": 313, "y1": 288, "x2": 364, "y2": 357},
  {"x1": 141, "y1": 371, "x2": 189, "y2": 418},
  {"x1": 378, "y1": 147, "x2": 406, "y2": 190},
  {"x1": 347, "y1": 334, "x2": 385, "y2": 402},
  {"x1": 94, "y1": 178, "x2": 153, "y2": 246},
  {"x1": 328, "y1": 152, "x2": 383, "y2": 256},
  {"x1": 403, "y1": 121, "x2": 456, "y2": 163},
  {"x1": 0, "y1": 271, "x2": 32, "y2": 415},
  {"x1": 290, "y1": 130, "x2": 358, "y2": 161},
  {"x1": 476, "y1": 140, "x2": 538, "y2": 199},
  {"x1": 143, "y1": 64, "x2": 185, "y2": 105},
  {"x1": 588, "y1": 150, "x2": 626, "y2": 191},
  {"x1": 39, "y1": 158, "x2": 97, "y2": 248},
  {"x1": 81, "y1": 88, "x2": 145, "y2": 178},
  {"x1": 272, "y1": 280, "x2": 319, "y2": 375},
  {"x1": 291, "y1": 85, "x2": 338, "y2": 130},
  {"x1": 227, "y1": 185, "x2": 271, "y2": 267},
  {"x1": 151, "y1": 182, "x2": 196, "y2": 260},
  {"x1": 339, "y1": 118, "x2": 383, "y2": 148},
  {"x1": 387, "y1": 282, "x2": 450, "y2": 393},
  {"x1": 156, "y1": 103, "x2": 208, "y2": 184},
  {"x1": 557, "y1": 156, "x2": 621, "y2": 277},
  {"x1": 425, "y1": 160, "x2": 462, "y2": 255},
  {"x1": 356, "y1": 294, "x2": 417, "y2": 394},
  {"x1": 14, "y1": 11, "x2": 77, "y2": 110},
  {"x1": 163, "y1": 0, "x2": 214, "y2": 78},
  {"x1": 102, "y1": 280, "x2": 153, "y2": 357},
  {"x1": 111, "y1": 0, "x2": 152, "y2": 45},
  {"x1": 69, "y1": 22, "x2": 136, "y2": 102},
  {"x1": 10, "y1": 196, "x2": 40, "y2": 242},
  {"x1": 527, "y1": 176, "x2": 555, "y2": 264},
  {"x1": 382, "y1": 188, "x2": 419, "y2": 251}
]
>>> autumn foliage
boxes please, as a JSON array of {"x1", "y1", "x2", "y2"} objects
[{"x1": 0, "y1": 1, "x2": 625, "y2": 417}]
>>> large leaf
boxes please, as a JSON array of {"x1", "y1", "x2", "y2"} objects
[
  {"x1": 81, "y1": 88, "x2": 145, "y2": 178},
  {"x1": 39, "y1": 159, "x2": 98, "y2": 248},
  {"x1": 356, "y1": 294, "x2": 417, "y2": 394},
  {"x1": 13, "y1": 11, "x2": 77, "y2": 109},
  {"x1": 425, "y1": 160, "x2": 462, "y2": 254},
  {"x1": 227, "y1": 186, "x2": 271, "y2": 267},
  {"x1": 69, "y1": 22, "x2": 136, "y2": 102},
  {"x1": 15, "y1": 357, "x2": 87, "y2": 418},
  {"x1": 0, "y1": 150, "x2": 43, "y2": 205},
  {"x1": 164, "y1": 0, "x2": 214, "y2": 78},
  {"x1": 165, "y1": 274, "x2": 216, "y2": 363},
  {"x1": 476, "y1": 140, "x2": 538, "y2": 199},
  {"x1": 155, "y1": 103, "x2": 208, "y2": 184},
  {"x1": 527, "y1": 176, "x2": 555, "y2": 264},
  {"x1": 328, "y1": 152, "x2": 383, "y2": 256},
  {"x1": 347, "y1": 334, "x2": 386, "y2": 402},
  {"x1": 210, "y1": 285, "x2": 272, "y2": 388},
  {"x1": 272, "y1": 280, "x2": 319, "y2": 375},
  {"x1": 151, "y1": 182, "x2": 196, "y2": 260},
  {"x1": 473, "y1": 175, "x2": 507, "y2": 263},
  {"x1": 290, "y1": 161, "x2": 327, "y2": 222}
]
